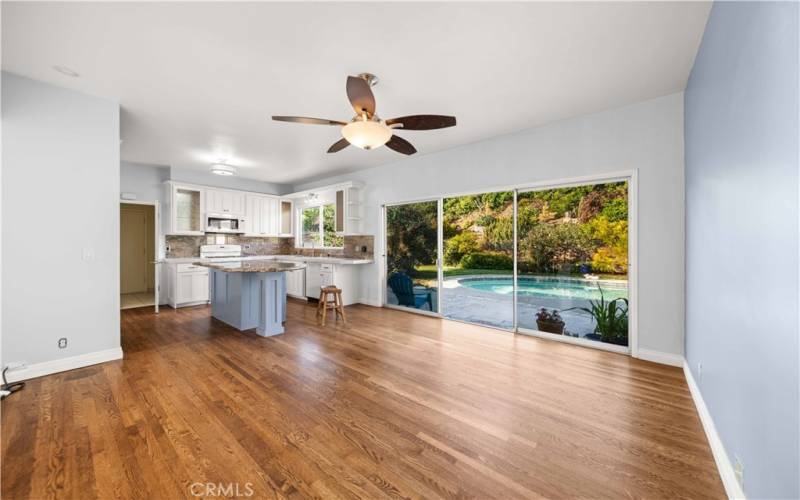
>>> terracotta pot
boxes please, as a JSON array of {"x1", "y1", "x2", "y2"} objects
[{"x1": 536, "y1": 319, "x2": 565, "y2": 335}]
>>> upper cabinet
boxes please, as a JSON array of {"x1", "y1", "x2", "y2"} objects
[
  {"x1": 245, "y1": 195, "x2": 288, "y2": 236},
  {"x1": 164, "y1": 182, "x2": 205, "y2": 235},
  {"x1": 335, "y1": 185, "x2": 362, "y2": 235},
  {"x1": 206, "y1": 188, "x2": 245, "y2": 216},
  {"x1": 280, "y1": 200, "x2": 293, "y2": 236}
]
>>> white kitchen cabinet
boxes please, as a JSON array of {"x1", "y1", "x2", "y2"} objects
[
  {"x1": 333, "y1": 186, "x2": 362, "y2": 235},
  {"x1": 279, "y1": 200, "x2": 293, "y2": 236},
  {"x1": 206, "y1": 188, "x2": 246, "y2": 216},
  {"x1": 164, "y1": 182, "x2": 205, "y2": 235},
  {"x1": 304, "y1": 262, "x2": 360, "y2": 305},
  {"x1": 245, "y1": 195, "x2": 281, "y2": 236},
  {"x1": 285, "y1": 268, "x2": 306, "y2": 299},
  {"x1": 167, "y1": 262, "x2": 209, "y2": 308}
]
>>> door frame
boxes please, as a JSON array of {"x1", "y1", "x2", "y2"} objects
[
  {"x1": 379, "y1": 169, "x2": 638, "y2": 358},
  {"x1": 119, "y1": 200, "x2": 161, "y2": 313},
  {"x1": 381, "y1": 198, "x2": 443, "y2": 317}
]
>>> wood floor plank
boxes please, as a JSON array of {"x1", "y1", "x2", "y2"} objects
[{"x1": 2, "y1": 300, "x2": 725, "y2": 499}]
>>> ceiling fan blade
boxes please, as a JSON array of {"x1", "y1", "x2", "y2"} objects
[
  {"x1": 385, "y1": 115, "x2": 456, "y2": 130},
  {"x1": 346, "y1": 76, "x2": 376, "y2": 117},
  {"x1": 327, "y1": 138, "x2": 350, "y2": 153},
  {"x1": 272, "y1": 116, "x2": 346, "y2": 126},
  {"x1": 385, "y1": 135, "x2": 417, "y2": 155}
]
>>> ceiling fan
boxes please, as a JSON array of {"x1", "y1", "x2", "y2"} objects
[{"x1": 272, "y1": 73, "x2": 456, "y2": 155}]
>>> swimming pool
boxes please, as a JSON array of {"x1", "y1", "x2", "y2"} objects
[{"x1": 458, "y1": 276, "x2": 627, "y2": 301}]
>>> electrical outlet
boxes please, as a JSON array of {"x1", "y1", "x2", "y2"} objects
[
  {"x1": 58, "y1": 338, "x2": 68, "y2": 349},
  {"x1": 697, "y1": 362, "x2": 703, "y2": 381},
  {"x1": 734, "y1": 455, "x2": 744, "y2": 489}
]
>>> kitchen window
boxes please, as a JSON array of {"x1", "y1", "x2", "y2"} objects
[{"x1": 299, "y1": 204, "x2": 343, "y2": 248}]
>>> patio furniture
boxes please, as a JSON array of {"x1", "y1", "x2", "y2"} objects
[{"x1": 388, "y1": 273, "x2": 433, "y2": 311}]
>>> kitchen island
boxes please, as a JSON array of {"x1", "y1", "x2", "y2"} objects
[{"x1": 194, "y1": 259, "x2": 307, "y2": 337}]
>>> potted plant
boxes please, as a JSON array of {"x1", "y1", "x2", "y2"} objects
[
  {"x1": 568, "y1": 286, "x2": 628, "y2": 345},
  {"x1": 535, "y1": 308, "x2": 565, "y2": 334}
]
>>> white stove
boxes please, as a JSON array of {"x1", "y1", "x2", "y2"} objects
[{"x1": 199, "y1": 244, "x2": 242, "y2": 260}]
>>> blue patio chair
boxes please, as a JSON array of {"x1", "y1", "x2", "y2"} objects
[{"x1": 387, "y1": 273, "x2": 433, "y2": 311}]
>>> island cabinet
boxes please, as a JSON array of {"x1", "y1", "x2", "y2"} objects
[
  {"x1": 166, "y1": 263, "x2": 209, "y2": 308},
  {"x1": 305, "y1": 263, "x2": 360, "y2": 305}
]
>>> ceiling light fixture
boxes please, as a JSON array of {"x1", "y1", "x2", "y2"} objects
[
  {"x1": 53, "y1": 65, "x2": 80, "y2": 77},
  {"x1": 341, "y1": 117, "x2": 393, "y2": 150},
  {"x1": 210, "y1": 163, "x2": 237, "y2": 176}
]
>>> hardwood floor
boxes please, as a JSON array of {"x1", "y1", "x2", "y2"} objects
[{"x1": 2, "y1": 300, "x2": 724, "y2": 499}]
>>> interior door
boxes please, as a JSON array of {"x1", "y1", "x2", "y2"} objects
[
  {"x1": 384, "y1": 200, "x2": 441, "y2": 314},
  {"x1": 120, "y1": 207, "x2": 147, "y2": 294}
]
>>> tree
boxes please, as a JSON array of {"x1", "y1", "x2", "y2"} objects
[{"x1": 386, "y1": 202, "x2": 438, "y2": 276}]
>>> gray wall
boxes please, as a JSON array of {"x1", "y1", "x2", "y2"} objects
[
  {"x1": 684, "y1": 2, "x2": 799, "y2": 498},
  {"x1": 2, "y1": 73, "x2": 121, "y2": 367},
  {"x1": 119, "y1": 162, "x2": 291, "y2": 204},
  {"x1": 296, "y1": 92, "x2": 686, "y2": 358},
  {"x1": 120, "y1": 161, "x2": 169, "y2": 202},
  {"x1": 169, "y1": 166, "x2": 290, "y2": 195}
]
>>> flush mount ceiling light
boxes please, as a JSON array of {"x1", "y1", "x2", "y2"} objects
[
  {"x1": 272, "y1": 73, "x2": 456, "y2": 155},
  {"x1": 210, "y1": 163, "x2": 237, "y2": 176},
  {"x1": 53, "y1": 65, "x2": 80, "y2": 77}
]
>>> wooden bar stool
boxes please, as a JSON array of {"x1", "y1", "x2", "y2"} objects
[{"x1": 317, "y1": 286, "x2": 346, "y2": 326}]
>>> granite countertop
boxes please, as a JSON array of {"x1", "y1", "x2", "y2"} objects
[
  {"x1": 193, "y1": 259, "x2": 308, "y2": 273},
  {"x1": 165, "y1": 255, "x2": 373, "y2": 265}
]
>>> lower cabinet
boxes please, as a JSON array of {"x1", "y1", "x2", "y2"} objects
[
  {"x1": 167, "y1": 263, "x2": 209, "y2": 308},
  {"x1": 285, "y1": 268, "x2": 306, "y2": 299},
  {"x1": 305, "y1": 263, "x2": 360, "y2": 305}
]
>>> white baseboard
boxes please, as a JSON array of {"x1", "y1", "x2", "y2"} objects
[
  {"x1": 635, "y1": 348, "x2": 684, "y2": 367},
  {"x1": 5, "y1": 347, "x2": 123, "y2": 383},
  {"x1": 358, "y1": 297, "x2": 383, "y2": 307},
  {"x1": 683, "y1": 360, "x2": 746, "y2": 499}
]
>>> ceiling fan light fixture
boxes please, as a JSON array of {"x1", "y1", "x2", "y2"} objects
[
  {"x1": 341, "y1": 120, "x2": 392, "y2": 150},
  {"x1": 210, "y1": 163, "x2": 237, "y2": 176}
]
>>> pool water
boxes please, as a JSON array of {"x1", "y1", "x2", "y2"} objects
[{"x1": 459, "y1": 277, "x2": 627, "y2": 301}]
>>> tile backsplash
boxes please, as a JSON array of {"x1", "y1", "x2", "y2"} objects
[{"x1": 165, "y1": 234, "x2": 374, "y2": 260}]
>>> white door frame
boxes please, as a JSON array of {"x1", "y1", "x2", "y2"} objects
[
  {"x1": 381, "y1": 198, "x2": 443, "y2": 317},
  {"x1": 120, "y1": 199, "x2": 161, "y2": 313},
  {"x1": 378, "y1": 169, "x2": 639, "y2": 359}
]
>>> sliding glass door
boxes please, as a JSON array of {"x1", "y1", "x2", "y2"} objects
[
  {"x1": 383, "y1": 176, "x2": 632, "y2": 352},
  {"x1": 385, "y1": 200, "x2": 440, "y2": 314},
  {"x1": 441, "y1": 190, "x2": 514, "y2": 329},
  {"x1": 516, "y1": 181, "x2": 630, "y2": 347}
]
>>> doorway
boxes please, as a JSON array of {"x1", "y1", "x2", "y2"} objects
[
  {"x1": 120, "y1": 202, "x2": 156, "y2": 309},
  {"x1": 384, "y1": 200, "x2": 440, "y2": 315}
]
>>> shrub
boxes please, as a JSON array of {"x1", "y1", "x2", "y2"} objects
[
  {"x1": 444, "y1": 232, "x2": 480, "y2": 266},
  {"x1": 519, "y1": 222, "x2": 593, "y2": 273},
  {"x1": 484, "y1": 216, "x2": 513, "y2": 251},
  {"x1": 460, "y1": 252, "x2": 513, "y2": 270}
]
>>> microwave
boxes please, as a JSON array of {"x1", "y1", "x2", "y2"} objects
[{"x1": 206, "y1": 214, "x2": 245, "y2": 233}]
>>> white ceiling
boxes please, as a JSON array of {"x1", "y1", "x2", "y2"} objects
[{"x1": 2, "y1": 2, "x2": 710, "y2": 185}]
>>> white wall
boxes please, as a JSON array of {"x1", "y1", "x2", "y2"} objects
[
  {"x1": 296, "y1": 92, "x2": 685, "y2": 357},
  {"x1": 2, "y1": 73, "x2": 121, "y2": 369}
]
